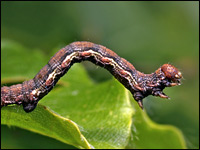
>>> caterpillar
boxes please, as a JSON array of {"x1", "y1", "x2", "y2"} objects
[{"x1": 1, "y1": 41, "x2": 182, "y2": 113}]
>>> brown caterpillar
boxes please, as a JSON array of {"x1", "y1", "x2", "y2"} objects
[{"x1": 1, "y1": 41, "x2": 182, "y2": 112}]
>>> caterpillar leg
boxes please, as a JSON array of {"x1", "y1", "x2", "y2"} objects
[
  {"x1": 152, "y1": 90, "x2": 170, "y2": 99},
  {"x1": 137, "y1": 99, "x2": 143, "y2": 109},
  {"x1": 133, "y1": 91, "x2": 144, "y2": 109},
  {"x1": 22, "y1": 101, "x2": 38, "y2": 113}
]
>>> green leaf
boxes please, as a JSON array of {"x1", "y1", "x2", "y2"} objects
[
  {"x1": 1, "y1": 125, "x2": 77, "y2": 149},
  {"x1": 126, "y1": 99, "x2": 186, "y2": 149},
  {"x1": 1, "y1": 105, "x2": 91, "y2": 149},
  {"x1": 1, "y1": 40, "x2": 186, "y2": 149}
]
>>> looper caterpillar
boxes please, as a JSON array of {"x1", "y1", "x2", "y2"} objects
[{"x1": 1, "y1": 41, "x2": 182, "y2": 112}]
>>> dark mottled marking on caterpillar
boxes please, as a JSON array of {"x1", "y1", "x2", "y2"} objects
[{"x1": 1, "y1": 41, "x2": 182, "y2": 112}]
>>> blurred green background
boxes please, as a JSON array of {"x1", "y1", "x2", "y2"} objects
[{"x1": 1, "y1": 1, "x2": 199, "y2": 149}]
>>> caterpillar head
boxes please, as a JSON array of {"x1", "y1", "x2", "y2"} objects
[{"x1": 161, "y1": 64, "x2": 182, "y2": 86}]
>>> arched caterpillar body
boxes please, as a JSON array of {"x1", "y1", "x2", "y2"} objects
[{"x1": 1, "y1": 41, "x2": 182, "y2": 112}]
